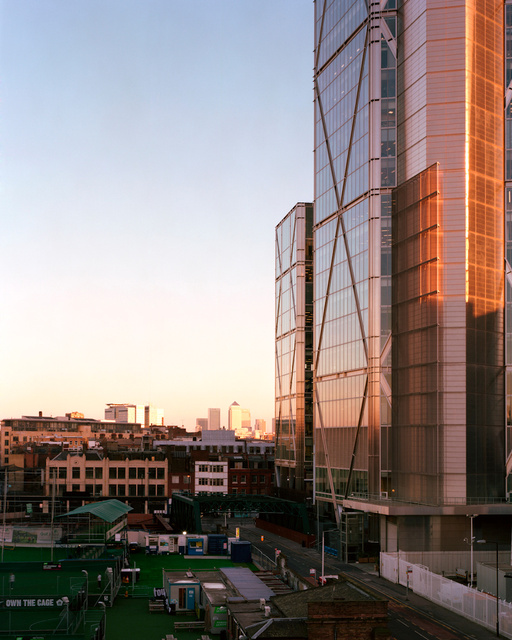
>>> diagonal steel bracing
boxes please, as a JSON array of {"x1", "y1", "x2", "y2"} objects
[{"x1": 314, "y1": 21, "x2": 370, "y2": 513}]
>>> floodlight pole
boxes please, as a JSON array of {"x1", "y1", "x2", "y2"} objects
[
  {"x1": 50, "y1": 469, "x2": 56, "y2": 562},
  {"x1": 1, "y1": 468, "x2": 8, "y2": 562},
  {"x1": 98, "y1": 601, "x2": 106, "y2": 639},
  {"x1": 82, "y1": 570, "x2": 88, "y2": 612}
]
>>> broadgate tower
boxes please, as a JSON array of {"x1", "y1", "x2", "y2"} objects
[{"x1": 312, "y1": 0, "x2": 512, "y2": 555}]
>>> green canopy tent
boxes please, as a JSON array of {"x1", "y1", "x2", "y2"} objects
[{"x1": 57, "y1": 499, "x2": 132, "y2": 546}]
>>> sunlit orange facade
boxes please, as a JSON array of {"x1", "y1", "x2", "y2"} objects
[{"x1": 313, "y1": 0, "x2": 512, "y2": 552}]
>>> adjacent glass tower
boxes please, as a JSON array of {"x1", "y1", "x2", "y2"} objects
[
  {"x1": 275, "y1": 203, "x2": 314, "y2": 499},
  {"x1": 313, "y1": 0, "x2": 511, "y2": 550}
]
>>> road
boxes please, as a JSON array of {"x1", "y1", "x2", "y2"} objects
[{"x1": 226, "y1": 520, "x2": 498, "y2": 640}]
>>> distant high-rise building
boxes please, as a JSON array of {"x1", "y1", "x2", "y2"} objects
[
  {"x1": 105, "y1": 404, "x2": 164, "y2": 428},
  {"x1": 275, "y1": 203, "x2": 314, "y2": 498},
  {"x1": 254, "y1": 419, "x2": 267, "y2": 434},
  {"x1": 312, "y1": 0, "x2": 512, "y2": 554},
  {"x1": 241, "y1": 408, "x2": 251, "y2": 429},
  {"x1": 208, "y1": 408, "x2": 221, "y2": 431},
  {"x1": 228, "y1": 402, "x2": 251, "y2": 436},
  {"x1": 145, "y1": 405, "x2": 164, "y2": 427},
  {"x1": 196, "y1": 418, "x2": 208, "y2": 432},
  {"x1": 105, "y1": 404, "x2": 144, "y2": 425},
  {"x1": 228, "y1": 402, "x2": 241, "y2": 432}
]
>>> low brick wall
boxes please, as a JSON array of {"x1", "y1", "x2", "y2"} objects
[{"x1": 307, "y1": 601, "x2": 391, "y2": 640}]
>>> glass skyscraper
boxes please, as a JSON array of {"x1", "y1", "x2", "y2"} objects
[
  {"x1": 275, "y1": 203, "x2": 314, "y2": 499},
  {"x1": 313, "y1": 0, "x2": 512, "y2": 551}
]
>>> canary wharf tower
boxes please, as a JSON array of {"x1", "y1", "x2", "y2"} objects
[{"x1": 313, "y1": 0, "x2": 512, "y2": 552}]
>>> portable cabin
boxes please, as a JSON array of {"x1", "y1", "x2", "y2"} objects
[{"x1": 164, "y1": 571, "x2": 201, "y2": 611}]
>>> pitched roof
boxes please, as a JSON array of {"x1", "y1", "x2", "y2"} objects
[{"x1": 57, "y1": 499, "x2": 132, "y2": 523}]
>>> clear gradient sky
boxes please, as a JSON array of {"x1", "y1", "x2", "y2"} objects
[{"x1": 0, "y1": 0, "x2": 313, "y2": 430}]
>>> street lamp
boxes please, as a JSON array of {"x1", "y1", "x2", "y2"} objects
[
  {"x1": 467, "y1": 514, "x2": 477, "y2": 586},
  {"x1": 477, "y1": 539, "x2": 500, "y2": 637},
  {"x1": 321, "y1": 527, "x2": 339, "y2": 585}
]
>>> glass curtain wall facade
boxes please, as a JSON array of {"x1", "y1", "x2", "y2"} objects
[
  {"x1": 275, "y1": 203, "x2": 314, "y2": 498},
  {"x1": 314, "y1": 0, "x2": 509, "y2": 545},
  {"x1": 314, "y1": 0, "x2": 396, "y2": 507}
]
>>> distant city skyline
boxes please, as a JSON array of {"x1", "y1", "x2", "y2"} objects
[{"x1": 0, "y1": 1, "x2": 313, "y2": 431}]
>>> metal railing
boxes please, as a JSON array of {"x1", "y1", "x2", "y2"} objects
[
  {"x1": 251, "y1": 546, "x2": 277, "y2": 571},
  {"x1": 381, "y1": 552, "x2": 512, "y2": 638},
  {"x1": 339, "y1": 492, "x2": 512, "y2": 507}
]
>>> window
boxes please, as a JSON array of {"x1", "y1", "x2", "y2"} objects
[
  {"x1": 95, "y1": 468, "x2": 102, "y2": 480},
  {"x1": 240, "y1": 475, "x2": 246, "y2": 484},
  {"x1": 252, "y1": 475, "x2": 257, "y2": 484},
  {"x1": 148, "y1": 485, "x2": 156, "y2": 496},
  {"x1": 137, "y1": 485, "x2": 144, "y2": 496},
  {"x1": 260, "y1": 475, "x2": 266, "y2": 483},
  {"x1": 157, "y1": 485, "x2": 164, "y2": 496},
  {"x1": 59, "y1": 468, "x2": 67, "y2": 479},
  {"x1": 118, "y1": 468, "x2": 126, "y2": 480},
  {"x1": 172, "y1": 475, "x2": 179, "y2": 484},
  {"x1": 232, "y1": 476, "x2": 238, "y2": 484},
  {"x1": 232, "y1": 488, "x2": 237, "y2": 495},
  {"x1": 85, "y1": 484, "x2": 93, "y2": 495},
  {"x1": 94, "y1": 486, "x2": 102, "y2": 496},
  {"x1": 199, "y1": 478, "x2": 208, "y2": 485},
  {"x1": 109, "y1": 485, "x2": 116, "y2": 497},
  {"x1": 85, "y1": 467, "x2": 94, "y2": 479},
  {"x1": 129, "y1": 468, "x2": 136, "y2": 479},
  {"x1": 198, "y1": 464, "x2": 208, "y2": 473},
  {"x1": 137, "y1": 468, "x2": 145, "y2": 479},
  {"x1": 117, "y1": 485, "x2": 126, "y2": 496},
  {"x1": 129, "y1": 485, "x2": 136, "y2": 496},
  {"x1": 148, "y1": 468, "x2": 156, "y2": 480},
  {"x1": 72, "y1": 468, "x2": 80, "y2": 479},
  {"x1": 109, "y1": 469, "x2": 117, "y2": 479},
  {"x1": 157, "y1": 468, "x2": 165, "y2": 479},
  {"x1": 72, "y1": 484, "x2": 80, "y2": 492},
  {"x1": 183, "y1": 475, "x2": 190, "y2": 484},
  {"x1": 212, "y1": 478, "x2": 224, "y2": 486}
]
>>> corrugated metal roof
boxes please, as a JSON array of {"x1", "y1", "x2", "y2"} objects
[
  {"x1": 221, "y1": 567, "x2": 275, "y2": 600},
  {"x1": 57, "y1": 499, "x2": 132, "y2": 523}
]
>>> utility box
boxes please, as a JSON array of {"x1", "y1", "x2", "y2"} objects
[
  {"x1": 231, "y1": 541, "x2": 251, "y2": 563},
  {"x1": 208, "y1": 534, "x2": 228, "y2": 556}
]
